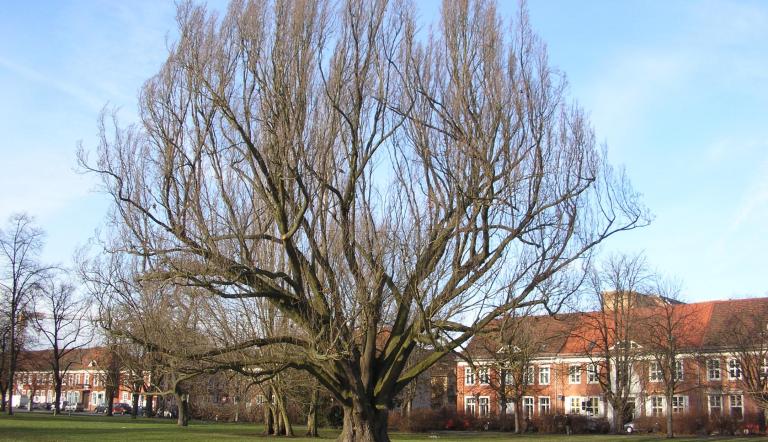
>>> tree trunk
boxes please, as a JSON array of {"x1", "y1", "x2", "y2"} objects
[
  {"x1": 0, "y1": 389, "x2": 6, "y2": 411},
  {"x1": 306, "y1": 388, "x2": 319, "y2": 437},
  {"x1": 337, "y1": 404, "x2": 389, "y2": 442},
  {"x1": 611, "y1": 401, "x2": 622, "y2": 434},
  {"x1": 513, "y1": 401, "x2": 520, "y2": 434},
  {"x1": 144, "y1": 395, "x2": 153, "y2": 417},
  {"x1": 276, "y1": 394, "x2": 293, "y2": 436},
  {"x1": 27, "y1": 386, "x2": 34, "y2": 411},
  {"x1": 758, "y1": 408, "x2": 766, "y2": 433},
  {"x1": 7, "y1": 308, "x2": 16, "y2": 416},
  {"x1": 6, "y1": 367, "x2": 14, "y2": 415},
  {"x1": 665, "y1": 391, "x2": 673, "y2": 438},
  {"x1": 176, "y1": 391, "x2": 190, "y2": 427},
  {"x1": 53, "y1": 380, "x2": 63, "y2": 416},
  {"x1": 131, "y1": 392, "x2": 139, "y2": 419},
  {"x1": 263, "y1": 403, "x2": 274, "y2": 435},
  {"x1": 106, "y1": 385, "x2": 115, "y2": 416}
]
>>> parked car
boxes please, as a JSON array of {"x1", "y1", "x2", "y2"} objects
[
  {"x1": 93, "y1": 404, "x2": 108, "y2": 414},
  {"x1": 112, "y1": 403, "x2": 132, "y2": 415},
  {"x1": 64, "y1": 402, "x2": 84, "y2": 412},
  {"x1": 30, "y1": 402, "x2": 49, "y2": 410},
  {"x1": 624, "y1": 420, "x2": 659, "y2": 434}
]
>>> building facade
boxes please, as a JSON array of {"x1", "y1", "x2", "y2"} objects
[
  {"x1": 11, "y1": 347, "x2": 140, "y2": 411},
  {"x1": 457, "y1": 297, "x2": 768, "y2": 431}
]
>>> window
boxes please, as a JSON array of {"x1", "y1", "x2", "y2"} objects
[
  {"x1": 539, "y1": 396, "x2": 550, "y2": 415},
  {"x1": 524, "y1": 366, "x2": 535, "y2": 385},
  {"x1": 707, "y1": 359, "x2": 721, "y2": 380},
  {"x1": 568, "y1": 397, "x2": 581, "y2": 414},
  {"x1": 523, "y1": 396, "x2": 534, "y2": 417},
  {"x1": 502, "y1": 369, "x2": 513, "y2": 386},
  {"x1": 539, "y1": 365, "x2": 550, "y2": 385},
  {"x1": 465, "y1": 397, "x2": 477, "y2": 415},
  {"x1": 75, "y1": 374, "x2": 81, "y2": 385},
  {"x1": 84, "y1": 373, "x2": 90, "y2": 385},
  {"x1": 568, "y1": 364, "x2": 581, "y2": 384},
  {"x1": 122, "y1": 392, "x2": 129, "y2": 403},
  {"x1": 649, "y1": 361, "x2": 663, "y2": 382},
  {"x1": 728, "y1": 359, "x2": 742, "y2": 380},
  {"x1": 671, "y1": 396, "x2": 687, "y2": 414},
  {"x1": 583, "y1": 397, "x2": 599, "y2": 416},
  {"x1": 479, "y1": 397, "x2": 490, "y2": 417},
  {"x1": 651, "y1": 396, "x2": 664, "y2": 416},
  {"x1": 464, "y1": 368, "x2": 475, "y2": 385},
  {"x1": 730, "y1": 394, "x2": 743, "y2": 419},
  {"x1": 708, "y1": 395, "x2": 722, "y2": 415},
  {"x1": 674, "y1": 360, "x2": 684, "y2": 381},
  {"x1": 478, "y1": 367, "x2": 489, "y2": 384},
  {"x1": 587, "y1": 363, "x2": 599, "y2": 384}
]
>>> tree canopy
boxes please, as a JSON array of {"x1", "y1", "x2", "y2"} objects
[{"x1": 80, "y1": 1, "x2": 648, "y2": 440}]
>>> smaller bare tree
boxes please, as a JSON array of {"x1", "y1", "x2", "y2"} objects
[
  {"x1": 0, "y1": 213, "x2": 49, "y2": 415},
  {"x1": 719, "y1": 301, "x2": 768, "y2": 432},
  {"x1": 31, "y1": 273, "x2": 93, "y2": 415},
  {"x1": 576, "y1": 254, "x2": 650, "y2": 433},
  {"x1": 643, "y1": 281, "x2": 701, "y2": 439}
]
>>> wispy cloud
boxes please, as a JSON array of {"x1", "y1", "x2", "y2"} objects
[{"x1": 0, "y1": 57, "x2": 103, "y2": 110}]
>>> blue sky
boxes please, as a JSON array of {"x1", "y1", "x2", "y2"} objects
[{"x1": 1, "y1": 1, "x2": 766, "y2": 302}]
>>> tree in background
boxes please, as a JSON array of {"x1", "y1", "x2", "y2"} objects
[
  {"x1": 30, "y1": 273, "x2": 93, "y2": 415},
  {"x1": 0, "y1": 213, "x2": 48, "y2": 415},
  {"x1": 476, "y1": 309, "x2": 557, "y2": 433},
  {"x1": 80, "y1": 1, "x2": 647, "y2": 440},
  {"x1": 575, "y1": 254, "x2": 651, "y2": 433},
  {"x1": 643, "y1": 280, "x2": 701, "y2": 439},
  {"x1": 719, "y1": 300, "x2": 768, "y2": 432}
]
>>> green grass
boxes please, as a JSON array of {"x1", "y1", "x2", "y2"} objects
[{"x1": 0, "y1": 412, "x2": 752, "y2": 441}]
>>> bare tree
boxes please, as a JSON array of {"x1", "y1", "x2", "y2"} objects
[
  {"x1": 575, "y1": 254, "x2": 650, "y2": 433},
  {"x1": 0, "y1": 213, "x2": 48, "y2": 415},
  {"x1": 30, "y1": 273, "x2": 93, "y2": 415},
  {"x1": 475, "y1": 310, "x2": 553, "y2": 433},
  {"x1": 79, "y1": 1, "x2": 647, "y2": 440},
  {"x1": 643, "y1": 281, "x2": 701, "y2": 439},
  {"x1": 718, "y1": 301, "x2": 768, "y2": 432}
]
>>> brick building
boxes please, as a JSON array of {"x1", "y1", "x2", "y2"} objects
[
  {"x1": 12, "y1": 347, "x2": 138, "y2": 411},
  {"x1": 457, "y1": 297, "x2": 768, "y2": 430}
]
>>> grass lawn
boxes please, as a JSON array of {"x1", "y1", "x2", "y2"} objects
[{"x1": 0, "y1": 412, "x2": 753, "y2": 441}]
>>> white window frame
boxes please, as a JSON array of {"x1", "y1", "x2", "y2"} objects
[
  {"x1": 522, "y1": 396, "x2": 534, "y2": 417},
  {"x1": 728, "y1": 359, "x2": 742, "y2": 380},
  {"x1": 671, "y1": 395, "x2": 687, "y2": 414},
  {"x1": 729, "y1": 394, "x2": 743, "y2": 420},
  {"x1": 568, "y1": 397, "x2": 581, "y2": 414},
  {"x1": 502, "y1": 369, "x2": 513, "y2": 386},
  {"x1": 583, "y1": 396, "x2": 600, "y2": 416},
  {"x1": 707, "y1": 359, "x2": 721, "y2": 381},
  {"x1": 464, "y1": 367, "x2": 475, "y2": 385},
  {"x1": 539, "y1": 365, "x2": 550, "y2": 385},
  {"x1": 674, "y1": 360, "x2": 684, "y2": 382},
  {"x1": 478, "y1": 396, "x2": 490, "y2": 417},
  {"x1": 587, "y1": 363, "x2": 599, "y2": 384},
  {"x1": 649, "y1": 361, "x2": 663, "y2": 382},
  {"x1": 708, "y1": 394, "x2": 722, "y2": 416},
  {"x1": 568, "y1": 364, "x2": 581, "y2": 384},
  {"x1": 650, "y1": 396, "x2": 664, "y2": 416},
  {"x1": 538, "y1": 396, "x2": 550, "y2": 415},
  {"x1": 465, "y1": 396, "x2": 477, "y2": 415},
  {"x1": 478, "y1": 367, "x2": 490, "y2": 385},
  {"x1": 524, "y1": 365, "x2": 535, "y2": 385}
]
